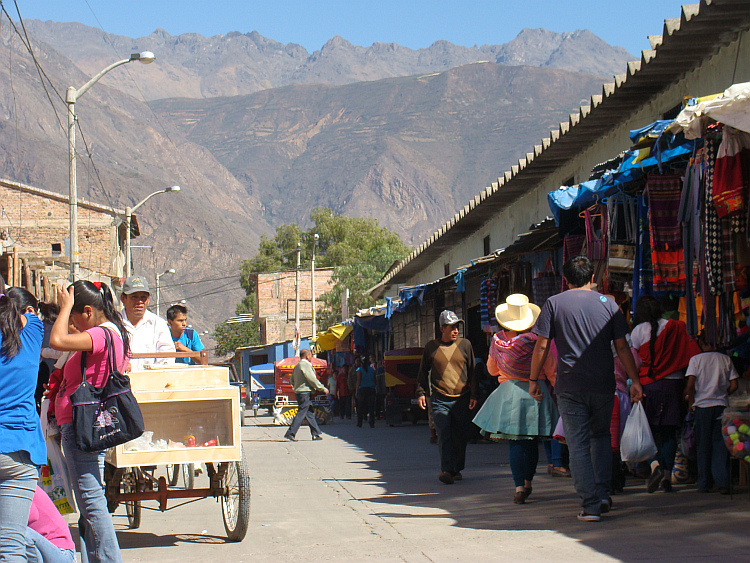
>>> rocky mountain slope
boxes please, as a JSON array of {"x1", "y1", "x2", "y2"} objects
[
  {"x1": 151, "y1": 63, "x2": 605, "y2": 246},
  {"x1": 0, "y1": 19, "x2": 632, "y2": 342},
  {"x1": 24, "y1": 21, "x2": 633, "y2": 101}
]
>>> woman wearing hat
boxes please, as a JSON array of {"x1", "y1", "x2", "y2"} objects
[{"x1": 473, "y1": 294, "x2": 558, "y2": 504}]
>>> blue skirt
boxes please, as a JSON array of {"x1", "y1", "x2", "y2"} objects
[{"x1": 473, "y1": 380, "x2": 558, "y2": 440}]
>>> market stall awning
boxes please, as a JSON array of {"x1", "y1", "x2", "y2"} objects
[
  {"x1": 313, "y1": 324, "x2": 352, "y2": 351},
  {"x1": 670, "y1": 82, "x2": 750, "y2": 139}
]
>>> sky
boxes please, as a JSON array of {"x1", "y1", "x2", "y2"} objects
[{"x1": 16, "y1": 0, "x2": 690, "y2": 57}]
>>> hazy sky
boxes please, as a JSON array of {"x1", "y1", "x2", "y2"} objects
[{"x1": 16, "y1": 0, "x2": 690, "y2": 57}]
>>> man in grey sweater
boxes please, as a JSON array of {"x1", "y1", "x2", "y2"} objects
[{"x1": 284, "y1": 349, "x2": 329, "y2": 441}]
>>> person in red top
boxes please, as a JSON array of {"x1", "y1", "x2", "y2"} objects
[
  {"x1": 26, "y1": 486, "x2": 76, "y2": 562},
  {"x1": 631, "y1": 296, "x2": 700, "y2": 493},
  {"x1": 336, "y1": 366, "x2": 352, "y2": 419}
]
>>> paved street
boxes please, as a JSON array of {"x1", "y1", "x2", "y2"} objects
[{"x1": 109, "y1": 414, "x2": 750, "y2": 562}]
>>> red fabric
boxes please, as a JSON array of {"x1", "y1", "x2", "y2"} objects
[
  {"x1": 45, "y1": 368, "x2": 63, "y2": 419},
  {"x1": 637, "y1": 319, "x2": 701, "y2": 385},
  {"x1": 335, "y1": 370, "x2": 350, "y2": 397},
  {"x1": 610, "y1": 393, "x2": 620, "y2": 452}
]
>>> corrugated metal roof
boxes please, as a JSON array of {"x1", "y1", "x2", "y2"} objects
[{"x1": 381, "y1": 0, "x2": 750, "y2": 287}]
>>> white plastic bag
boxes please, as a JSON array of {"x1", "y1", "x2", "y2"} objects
[{"x1": 620, "y1": 402, "x2": 658, "y2": 462}]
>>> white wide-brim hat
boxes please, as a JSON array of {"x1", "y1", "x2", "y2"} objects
[{"x1": 495, "y1": 294, "x2": 541, "y2": 332}]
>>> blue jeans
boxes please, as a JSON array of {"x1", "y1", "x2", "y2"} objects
[
  {"x1": 557, "y1": 392, "x2": 613, "y2": 515},
  {"x1": 287, "y1": 393, "x2": 322, "y2": 438},
  {"x1": 26, "y1": 527, "x2": 76, "y2": 563},
  {"x1": 61, "y1": 423, "x2": 122, "y2": 563},
  {"x1": 509, "y1": 440, "x2": 539, "y2": 487},
  {"x1": 0, "y1": 451, "x2": 38, "y2": 562},
  {"x1": 543, "y1": 438, "x2": 567, "y2": 467},
  {"x1": 694, "y1": 405, "x2": 729, "y2": 490},
  {"x1": 431, "y1": 393, "x2": 471, "y2": 474}
]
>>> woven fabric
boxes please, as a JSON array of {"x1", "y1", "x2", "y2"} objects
[
  {"x1": 647, "y1": 174, "x2": 683, "y2": 250},
  {"x1": 703, "y1": 139, "x2": 724, "y2": 295},
  {"x1": 488, "y1": 332, "x2": 537, "y2": 381}
]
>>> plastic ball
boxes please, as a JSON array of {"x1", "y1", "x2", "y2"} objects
[
  {"x1": 733, "y1": 418, "x2": 744, "y2": 427},
  {"x1": 726, "y1": 436, "x2": 735, "y2": 449},
  {"x1": 739, "y1": 424, "x2": 750, "y2": 434},
  {"x1": 730, "y1": 432, "x2": 740, "y2": 442},
  {"x1": 745, "y1": 455, "x2": 750, "y2": 463},
  {"x1": 728, "y1": 425, "x2": 738, "y2": 435},
  {"x1": 736, "y1": 442, "x2": 745, "y2": 452}
]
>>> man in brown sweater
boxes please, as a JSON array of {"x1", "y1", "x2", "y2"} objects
[{"x1": 416, "y1": 310, "x2": 477, "y2": 484}]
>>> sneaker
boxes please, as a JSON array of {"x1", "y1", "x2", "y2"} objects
[
  {"x1": 284, "y1": 433, "x2": 297, "y2": 442},
  {"x1": 438, "y1": 471, "x2": 455, "y2": 485},
  {"x1": 312, "y1": 435, "x2": 323, "y2": 441},
  {"x1": 600, "y1": 497, "x2": 612, "y2": 514},
  {"x1": 577, "y1": 512, "x2": 601, "y2": 522},
  {"x1": 647, "y1": 466, "x2": 664, "y2": 493},
  {"x1": 452, "y1": 472, "x2": 462, "y2": 481}
]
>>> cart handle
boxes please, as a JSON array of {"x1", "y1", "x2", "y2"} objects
[{"x1": 130, "y1": 350, "x2": 208, "y2": 365}]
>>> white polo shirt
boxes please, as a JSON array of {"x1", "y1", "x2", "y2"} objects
[{"x1": 120, "y1": 309, "x2": 176, "y2": 371}]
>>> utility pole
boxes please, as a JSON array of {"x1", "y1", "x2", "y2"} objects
[
  {"x1": 294, "y1": 242, "x2": 301, "y2": 356},
  {"x1": 311, "y1": 233, "x2": 319, "y2": 337}
]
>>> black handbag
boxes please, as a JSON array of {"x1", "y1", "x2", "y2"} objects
[{"x1": 70, "y1": 327, "x2": 144, "y2": 452}]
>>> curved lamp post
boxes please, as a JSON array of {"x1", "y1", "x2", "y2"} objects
[
  {"x1": 125, "y1": 185, "x2": 180, "y2": 278},
  {"x1": 155, "y1": 268, "x2": 175, "y2": 317},
  {"x1": 67, "y1": 51, "x2": 155, "y2": 281}
]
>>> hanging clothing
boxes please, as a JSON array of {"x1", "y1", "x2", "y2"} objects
[
  {"x1": 647, "y1": 174, "x2": 685, "y2": 293},
  {"x1": 584, "y1": 205, "x2": 607, "y2": 260},
  {"x1": 713, "y1": 126, "x2": 750, "y2": 219},
  {"x1": 631, "y1": 194, "x2": 654, "y2": 312},
  {"x1": 702, "y1": 137, "x2": 724, "y2": 296},
  {"x1": 678, "y1": 156, "x2": 702, "y2": 336}
]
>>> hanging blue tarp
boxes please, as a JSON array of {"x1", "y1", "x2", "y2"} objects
[
  {"x1": 394, "y1": 284, "x2": 427, "y2": 313},
  {"x1": 547, "y1": 119, "x2": 699, "y2": 224}
]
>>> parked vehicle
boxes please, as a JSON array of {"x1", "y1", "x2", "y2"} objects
[{"x1": 384, "y1": 348, "x2": 426, "y2": 425}]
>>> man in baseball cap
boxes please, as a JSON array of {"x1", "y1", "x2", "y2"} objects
[
  {"x1": 119, "y1": 275, "x2": 175, "y2": 370},
  {"x1": 416, "y1": 309, "x2": 476, "y2": 485}
]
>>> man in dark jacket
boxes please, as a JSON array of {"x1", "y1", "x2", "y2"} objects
[{"x1": 416, "y1": 310, "x2": 477, "y2": 484}]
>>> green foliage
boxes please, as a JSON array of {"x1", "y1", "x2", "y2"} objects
[
  {"x1": 212, "y1": 296, "x2": 260, "y2": 357},
  {"x1": 234, "y1": 207, "x2": 409, "y2": 342}
]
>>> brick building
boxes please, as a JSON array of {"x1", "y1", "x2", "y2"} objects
[
  {"x1": 0, "y1": 177, "x2": 131, "y2": 297},
  {"x1": 250, "y1": 268, "x2": 335, "y2": 345}
]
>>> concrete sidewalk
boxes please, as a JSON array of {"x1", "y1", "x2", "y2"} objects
[{"x1": 116, "y1": 414, "x2": 750, "y2": 562}]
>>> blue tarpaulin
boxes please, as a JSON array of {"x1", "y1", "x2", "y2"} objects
[
  {"x1": 547, "y1": 120, "x2": 699, "y2": 224},
  {"x1": 394, "y1": 284, "x2": 427, "y2": 313}
]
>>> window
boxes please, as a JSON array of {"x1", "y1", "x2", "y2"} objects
[
  {"x1": 51, "y1": 243, "x2": 62, "y2": 256},
  {"x1": 444, "y1": 263, "x2": 450, "y2": 277},
  {"x1": 483, "y1": 235, "x2": 491, "y2": 256}
]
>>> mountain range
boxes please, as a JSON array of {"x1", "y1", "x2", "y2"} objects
[{"x1": 0, "y1": 20, "x2": 635, "y2": 341}]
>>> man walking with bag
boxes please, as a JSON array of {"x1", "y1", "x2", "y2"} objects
[
  {"x1": 529, "y1": 256, "x2": 642, "y2": 521},
  {"x1": 284, "y1": 349, "x2": 329, "y2": 442}
]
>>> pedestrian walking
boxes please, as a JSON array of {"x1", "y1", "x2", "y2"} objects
[
  {"x1": 284, "y1": 349, "x2": 329, "y2": 441},
  {"x1": 529, "y1": 256, "x2": 642, "y2": 521},
  {"x1": 356, "y1": 355, "x2": 377, "y2": 428},
  {"x1": 416, "y1": 310, "x2": 477, "y2": 484}
]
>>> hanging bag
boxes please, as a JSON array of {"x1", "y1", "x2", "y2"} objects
[
  {"x1": 531, "y1": 257, "x2": 561, "y2": 307},
  {"x1": 70, "y1": 328, "x2": 144, "y2": 453},
  {"x1": 620, "y1": 402, "x2": 658, "y2": 462}
]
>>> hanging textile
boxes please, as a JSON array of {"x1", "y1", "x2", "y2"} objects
[
  {"x1": 480, "y1": 277, "x2": 499, "y2": 334},
  {"x1": 562, "y1": 234, "x2": 585, "y2": 290},
  {"x1": 631, "y1": 194, "x2": 653, "y2": 313},
  {"x1": 584, "y1": 204, "x2": 607, "y2": 260},
  {"x1": 607, "y1": 192, "x2": 637, "y2": 281},
  {"x1": 712, "y1": 126, "x2": 750, "y2": 219},
  {"x1": 702, "y1": 137, "x2": 724, "y2": 295},
  {"x1": 646, "y1": 174, "x2": 685, "y2": 293},
  {"x1": 678, "y1": 155, "x2": 702, "y2": 336}
]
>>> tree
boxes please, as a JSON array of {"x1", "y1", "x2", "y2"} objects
[
  {"x1": 235, "y1": 207, "x2": 409, "y2": 336},
  {"x1": 212, "y1": 295, "x2": 260, "y2": 357}
]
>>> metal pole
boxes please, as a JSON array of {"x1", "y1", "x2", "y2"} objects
[
  {"x1": 295, "y1": 242, "x2": 301, "y2": 355},
  {"x1": 155, "y1": 273, "x2": 161, "y2": 317},
  {"x1": 67, "y1": 87, "x2": 79, "y2": 281},
  {"x1": 125, "y1": 206, "x2": 132, "y2": 278},
  {"x1": 311, "y1": 236, "x2": 317, "y2": 337}
]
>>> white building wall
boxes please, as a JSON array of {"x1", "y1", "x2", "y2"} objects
[{"x1": 396, "y1": 31, "x2": 750, "y2": 290}]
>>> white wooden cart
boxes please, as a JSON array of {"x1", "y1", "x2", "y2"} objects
[{"x1": 104, "y1": 356, "x2": 250, "y2": 541}]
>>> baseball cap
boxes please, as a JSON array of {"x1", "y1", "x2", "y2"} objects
[
  {"x1": 122, "y1": 275, "x2": 150, "y2": 295},
  {"x1": 439, "y1": 310, "x2": 463, "y2": 326}
]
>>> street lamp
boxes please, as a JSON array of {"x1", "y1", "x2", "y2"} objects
[
  {"x1": 155, "y1": 268, "x2": 175, "y2": 317},
  {"x1": 311, "y1": 233, "x2": 319, "y2": 337},
  {"x1": 125, "y1": 186, "x2": 180, "y2": 277},
  {"x1": 67, "y1": 51, "x2": 155, "y2": 281}
]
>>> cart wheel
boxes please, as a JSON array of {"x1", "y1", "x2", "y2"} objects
[
  {"x1": 182, "y1": 463, "x2": 195, "y2": 489},
  {"x1": 166, "y1": 464, "x2": 180, "y2": 487},
  {"x1": 221, "y1": 448, "x2": 250, "y2": 542},
  {"x1": 123, "y1": 468, "x2": 141, "y2": 529}
]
